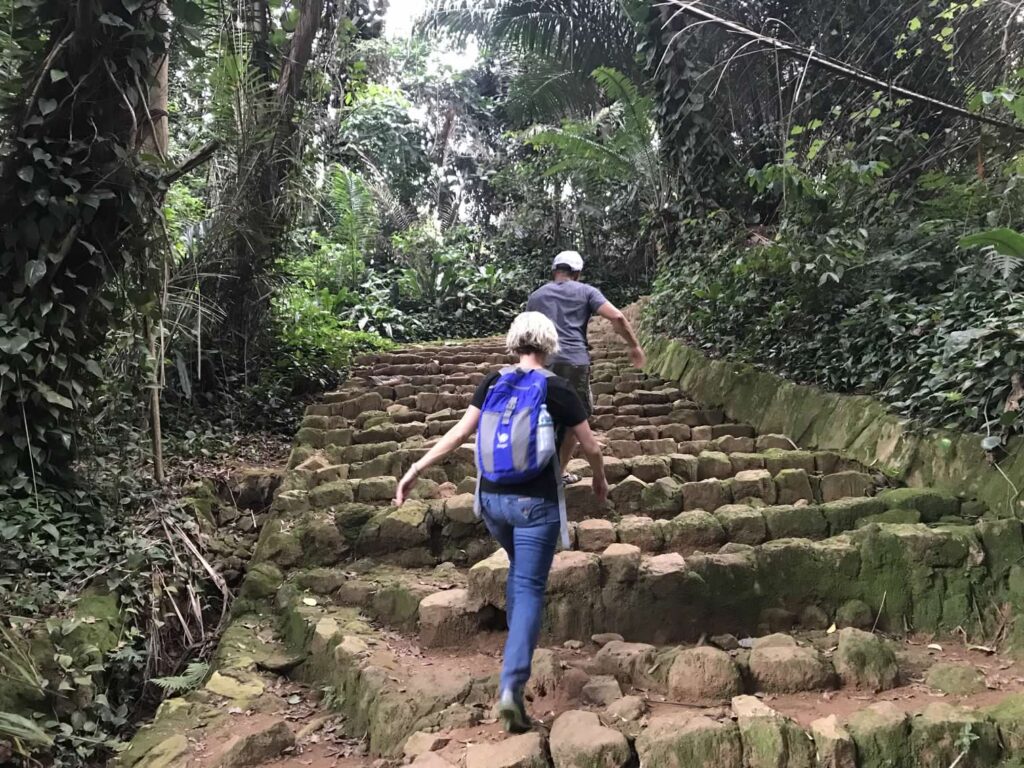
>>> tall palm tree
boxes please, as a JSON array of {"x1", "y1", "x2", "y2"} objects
[
  {"x1": 528, "y1": 67, "x2": 674, "y2": 253},
  {"x1": 420, "y1": 0, "x2": 643, "y2": 121}
]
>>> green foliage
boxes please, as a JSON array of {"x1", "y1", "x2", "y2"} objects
[
  {"x1": 0, "y1": 712, "x2": 53, "y2": 748},
  {"x1": 150, "y1": 662, "x2": 209, "y2": 694},
  {"x1": 649, "y1": 153, "x2": 1024, "y2": 433},
  {"x1": 0, "y1": 0, "x2": 167, "y2": 482}
]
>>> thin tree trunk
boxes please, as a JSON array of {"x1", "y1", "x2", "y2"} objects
[
  {"x1": 146, "y1": 317, "x2": 165, "y2": 484},
  {"x1": 143, "y1": 0, "x2": 170, "y2": 484}
]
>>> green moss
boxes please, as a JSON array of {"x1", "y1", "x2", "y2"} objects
[
  {"x1": 63, "y1": 588, "x2": 123, "y2": 662},
  {"x1": 856, "y1": 508, "x2": 922, "y2": 526},
  {"x1": 847, "y1": 702, "x2": 911, "y2": 768},
  {"x1": 983, "y1": 693, "x2": 1024, "y2": 755},
  {"x1": 821, "y1": 497, "x2": 885, "y2": 535},
  {"x1": 737, "y1": 715, "x2": 815, "y2": 768},
  {"x1": 926, "y1": 663, "x2": 986, "y2": 695},
  {"x1": 909, "y1": 702, "x2": 1000, "y2": 767},
  {"x1": 239, "y1": 562, "x2": 284, "y2": 601},
  {"x1": 876, "y1": 487, "x2": 960, "y2": 523}
]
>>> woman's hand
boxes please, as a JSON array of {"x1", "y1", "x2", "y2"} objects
[
  {"x1": 592, "y1": 471, "x2": 608, "y2": 503},
  {"x1": 394, "y1": 462, "x2": 420, "y2": 506}
]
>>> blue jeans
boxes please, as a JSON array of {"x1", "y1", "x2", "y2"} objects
[{"x1": 479, "y1": 491, "x2": 561, "y2": 695}]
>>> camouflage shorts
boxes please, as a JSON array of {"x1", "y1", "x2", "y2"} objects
[{"x1": 549, "y1": 362, "x2": 593, "y2": 417}]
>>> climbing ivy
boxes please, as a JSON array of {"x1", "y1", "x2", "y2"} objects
[{"x1": 0, "y1": 0, "x2": 174, "y2": 483}]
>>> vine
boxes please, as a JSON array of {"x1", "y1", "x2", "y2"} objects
[{"x1": 0, "y1": 0, "x2": 170, "y2": 484}]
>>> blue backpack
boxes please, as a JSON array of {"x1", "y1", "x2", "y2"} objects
[{"x1": 476, "y1": 367, "x2": 557, "y2": 484}]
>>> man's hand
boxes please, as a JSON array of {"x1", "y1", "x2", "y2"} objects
[
  {"x1": 629, "y1": 345, "x2": 646, "y2": 370},
  {"x1": 592, "y1": 472, "x2": 609, "y2": 503}
]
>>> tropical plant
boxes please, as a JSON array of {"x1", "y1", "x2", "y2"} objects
[{"x1": 421, "y1": 0, "x2": 643, "y2": 121}]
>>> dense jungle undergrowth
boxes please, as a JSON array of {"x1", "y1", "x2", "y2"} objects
[{"x1": 0, "y1": 0, "x2": 1022, "y2": 763}]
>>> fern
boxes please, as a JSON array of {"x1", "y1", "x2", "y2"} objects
[{"x1": 151, "y1": 662, "x2": 210, "y2": 694}]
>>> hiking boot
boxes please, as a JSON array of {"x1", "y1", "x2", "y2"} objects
[
  {"x1": 562, "y1": 472, "x2": 581, "y2": 485},
  {"x1": 496, "y1": 688, "x2": 531, "y2": 733}
]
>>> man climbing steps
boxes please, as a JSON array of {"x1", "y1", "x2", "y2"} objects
[{"x1": 526, "y1": 250, "x2": 646, "y2": 484}]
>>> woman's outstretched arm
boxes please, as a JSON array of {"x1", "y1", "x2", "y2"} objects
[{"x1": 394, "y1": 405, "x2": 481, "y2": 504}]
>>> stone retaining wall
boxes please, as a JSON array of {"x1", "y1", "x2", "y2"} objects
[{"x1": 644, "y1": 335, "x2": 1024, "y2": 518}]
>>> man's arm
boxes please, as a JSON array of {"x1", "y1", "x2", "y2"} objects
[{"x1": 596, "y1": 302, "x2": 646, "y2": 369}]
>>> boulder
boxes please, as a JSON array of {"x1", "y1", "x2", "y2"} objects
[
  {"x1": 698, "y1": 451, "x2": 734, "y2": 481},
  {"x1": 925, "y1": 663, "x2": 986, "y2": 695},
  {"x1": 731, "y1": 695, "x2": 815, "y2": 768},
  {"x1": 213, "y1": 719, "x2": 295, "y2": 768},
  {"x1": 730, "y1": 469, "x2": 777, "y2": 504},
  {"x1": 819, "y1": 471, "x2": 874, "y2": 502},
  {"x1": 809, "y1": 715, "x2": 856, "y2": 768},
  {"x1": 577, "y1": 519, "x2": 616, "y2": 552},
  {"x1": 640, "y1": 477, "x2": 685, "y2": 517},
  {"x1": 418, "y1": 589, "x2": 480, "y2": 647},
  {"x1": 581, "y1": 675, "x2": 624, "y2": 707},
  {"x1": 629, "y1": 455, "x2": 671, "y2": 483},
  {"x1": 466, "y1": 732, "x2": 550, "y2": 768},
  {"x1": 550, "y1": 710, "x2": 631, "y2": 768},
  {"x1": 667, "y1": 646, "x2": 743, "y2": 704},
  {"x1": 682, "y1": 479, "x2": 730, "y2": 512},
  {"x1": 836, "y1": 599, "x2": 874, "y2": 630},
  {"x1": 600, "y1": 543, "x2": 641, "y2": 583},
  {"x1": 749, "y1": 644, "x2": 834, "y2": 693},
  {"x1": 909, "y1": 702, "x2": 1000, "y2": 767},
  {"x1": 594, "y1": 641, "x2": 658, "y2": 686},
  {"x1": 846, "y1": 702, "x2": 909, "y2": 768},
  {"x1": 468, "y1": 548, "x2": 510, "y2": 608},
  {"x1": 617, "y1": 515, "x2": 663, "y2": 552},
  {"x1": 762, "y1": 504, "x2": 827, "y2": 540},
  {"x1": 714, "y1": 505, "x2": 767, "y2": 545},
  {"x1": 665, "y1": 510, "x2": 726, "y2": 554},
  {"x1": 773, "y1": 469, "x2": 814, "y2": 505},
  {"x1": 669, "y1": 454, "x2": 699, "y2": 481},
  {"x1": 636, "y1": 713, "x2": 743, "y2": 768},
  {"x1": 444, "y1": 493, "x2": 477, "y2": 525},
  {"x1": 875, "y1": 487, "x2": 960, "y2": 523},
  {"x1": 834, "y1": 628, "x2": 899, "y2": 691},
  {"x1": 609, "y1": 476, "x2": 646, "y2": 514}
]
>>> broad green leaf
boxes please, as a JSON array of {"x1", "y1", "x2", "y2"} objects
[
  {"x1": 25, "y1": 259, "x2": 46, "y2": 287},
  {"x1": 0, "y1": 334, "x2": 30, "y2": 354},
  {"x1": 38, "y1": 98, "x2": 57, "y2": 115},
  {"x1": 17, "y1": 166, "x2": 33, "y2": 183},
  {"x1": 908, "y1": 17, "x2": 922, "y2": 31},
  {"x1": 959, "y1": 228, "x2": 1024, "y2": 258},
  {"x1": 49, "y1": 69, "x2": 67, "y2": 82}
]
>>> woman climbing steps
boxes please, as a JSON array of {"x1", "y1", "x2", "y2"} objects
[{"x1": 394, "y1": 312, "x2": 608, "y2": 733}]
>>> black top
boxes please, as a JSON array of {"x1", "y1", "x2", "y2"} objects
[{"x1": 470, "y1": 369, "x2": 590, "y2": 502}]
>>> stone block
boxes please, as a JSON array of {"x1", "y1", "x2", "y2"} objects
[
  {"x1": 714, "y1": 504, "x2": 767, "y2": 545},
  {"x1": 667, "y1": 646, "x2": 743, "y2": 704},
  {"x1": 762, "y1": 504, "x2": 827, "y2": 540},
  {"x1": 698, "y1": 451, "x2": 733, "y2": 480},
  {"x1": 730, "y1": 469, "x2": 776, "y2": 504},
  {"x1": 820, "y1": 471, "x2": 875, "y2": 502},
  {"x1": 577, "y1": 519, "x2": 616, "y2": 552},
  {"x1": 682, "y1": 479, "x2": 730, "y2": 512},
  {"x1": 774, "y1": 469, "x2": 814, "y2": 505}
]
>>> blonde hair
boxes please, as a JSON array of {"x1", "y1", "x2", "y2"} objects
[{"x1": 506, "y1": 312, "x2": 561, "y2": 357}]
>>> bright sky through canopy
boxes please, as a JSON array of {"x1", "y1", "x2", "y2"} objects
[{"x1": 384, "y1": 0, "x2": 479, "y2": 69}]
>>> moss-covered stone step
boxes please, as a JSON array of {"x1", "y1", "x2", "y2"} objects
[
  {"x1": 390, "y1": 517, "x2": 1024, "y2": 647},
  {"x1": 276, "y1": 598, "x2": 496, "y2": 757}
]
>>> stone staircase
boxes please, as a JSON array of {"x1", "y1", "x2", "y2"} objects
[{"x1": 120, "y1": 318, "x2": 1024, "y2": 768}]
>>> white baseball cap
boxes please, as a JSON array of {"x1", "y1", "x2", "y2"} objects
[{"x1": 553, "y1": 250, "x2": 584, "y2": 272}]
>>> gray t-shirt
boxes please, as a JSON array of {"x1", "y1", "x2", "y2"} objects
[{"x1": 526, "y1": 280, "x2": 607, "y2": 366}]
